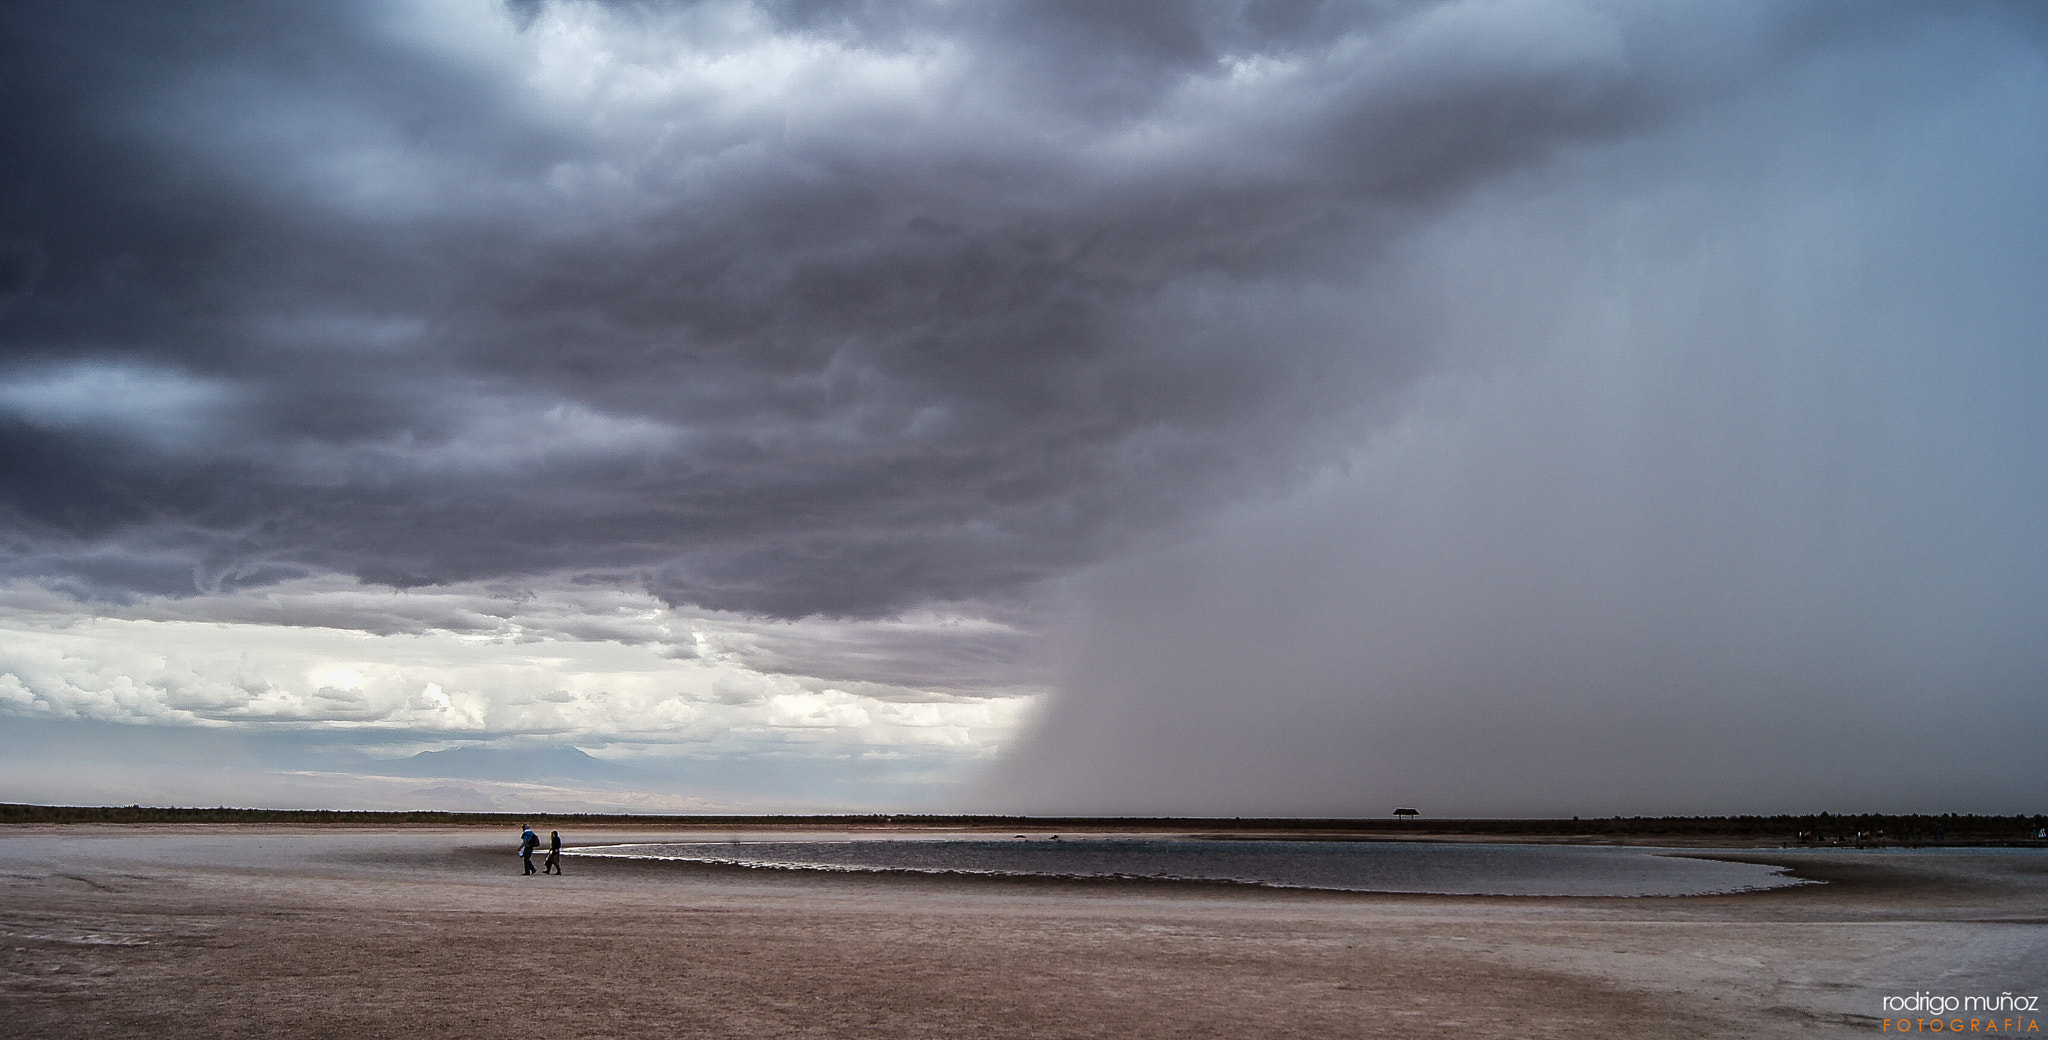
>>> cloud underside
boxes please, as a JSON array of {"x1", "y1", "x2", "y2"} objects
[{"x1": 1, "y1": 0, "x2": 1825, "y2": 616}]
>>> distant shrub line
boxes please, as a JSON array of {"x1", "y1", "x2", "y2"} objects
[{"x1": 0, "y1": 803, "x2": 2041, "y2": 843}]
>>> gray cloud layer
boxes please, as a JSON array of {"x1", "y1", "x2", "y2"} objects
[{"x1": 0, "y1": 0, "x2": 1880, "y2": 617}]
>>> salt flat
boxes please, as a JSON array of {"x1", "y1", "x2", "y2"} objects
[{"x1": 2, "y1": 825, "x2": 2042, "y2": 1038}]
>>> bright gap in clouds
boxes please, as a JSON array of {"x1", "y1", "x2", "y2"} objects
[{"x1": 0, "y1": 579, "x2": 1041, "y2": 812}]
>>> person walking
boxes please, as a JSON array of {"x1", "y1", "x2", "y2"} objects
[
  {"x1": 519, "y1": 824, "x2": 540, "y2": 875},
  {"x1": 543, "y1": 830, "x2": 563, "y2": 875}
]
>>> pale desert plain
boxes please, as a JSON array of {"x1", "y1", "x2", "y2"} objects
[{"x1": 2, "y1": 825, "x2": 2044, "y2": 1039}]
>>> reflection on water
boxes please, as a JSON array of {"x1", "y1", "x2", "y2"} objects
[{"x1": 575, "y1": 838, "x2": 1809, "y2": 896}]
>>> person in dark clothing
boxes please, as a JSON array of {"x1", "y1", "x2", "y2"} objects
[
  {"x1": 519, "y1": 824, "x2": 540, "y2": 875},
  {"x1": 543, "y1": 830, "x2": 562, "y2": 875}
]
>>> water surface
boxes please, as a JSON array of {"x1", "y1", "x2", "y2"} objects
[{"x1": 576, "y1": 837, "x2": 1808, "y2": 896}]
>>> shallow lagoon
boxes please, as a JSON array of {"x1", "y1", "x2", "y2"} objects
[{"x1": 576, "y1": 837, "x2": 1811, "y2": 896}]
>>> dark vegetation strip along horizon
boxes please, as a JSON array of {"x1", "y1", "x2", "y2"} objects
[{"x1": 2, "y1": 804, "x2": 2043, "y2": 845}]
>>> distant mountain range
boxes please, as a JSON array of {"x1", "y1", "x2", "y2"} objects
[{"x1": 377, "y1": 745, "x2": 650, "y2": 787}]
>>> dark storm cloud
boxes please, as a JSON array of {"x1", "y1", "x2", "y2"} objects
[{"x1": 0, "y1": 0, "x2": 1863, "y2": 617}]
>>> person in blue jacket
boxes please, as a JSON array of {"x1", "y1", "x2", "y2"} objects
[{"x1": 519, "y1": 824, "x2": 540, "y2": 875}]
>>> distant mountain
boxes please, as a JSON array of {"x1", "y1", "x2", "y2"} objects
[
  {"x1": 379, "y1": 745, "x2": 648, "y2": 787},
  {"x1": 403, "y1": 783, "x2": 504, "y2": 812}
]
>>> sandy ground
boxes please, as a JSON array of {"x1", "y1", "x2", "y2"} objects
[{"x1": 2, "y1": 826, "x2": 2043, "y2": 1038}]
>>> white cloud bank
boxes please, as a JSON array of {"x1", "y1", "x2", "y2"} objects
[{"x1": 0, "y1": 578, "x2": 1039, "y2": 810}]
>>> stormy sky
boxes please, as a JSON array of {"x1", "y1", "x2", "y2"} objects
[{"x1": 2, "y1": 0, "x2": 2043, "y2": 815}]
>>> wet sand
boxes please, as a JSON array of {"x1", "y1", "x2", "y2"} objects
[{"x1": 3, "y1": 825, "x2": 2043, "y2": 1038}]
